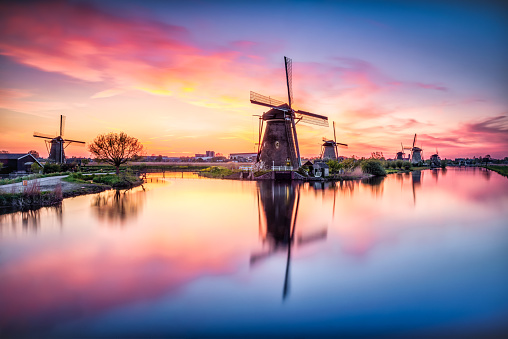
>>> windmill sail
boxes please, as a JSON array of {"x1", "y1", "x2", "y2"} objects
[
  {"x1": 250, "y1": 91, "x2": 286, "y2": 109},
  {"x1": 295, "y1": 110, "x2": 329, "y2": 127}
]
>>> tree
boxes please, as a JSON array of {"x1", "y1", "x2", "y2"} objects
[
  {"x1": 88, "y1": 132, "x2": 143, "y2": 174},
  {"x1": 28, "y1": 150, "x2": 39, "y2": 158},
  {"x1": 361, "y1": 159, "x2": 387, "y2": 176}
]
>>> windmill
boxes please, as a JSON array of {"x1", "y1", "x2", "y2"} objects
[
  {"x1": 251, "y1": 56, "x2": 329, "y2": 169},
  {"x1": 33, "y1": 115, "x2": 85, "y2": 163},
  {"x1": 321, "y1": 121, "x2": 348, "y2": 160},
  {"x1": 430, "y1": 147, "x2": 441, "y2": 168},
  {"x1": 396, "y1": 142, "x2": 407, "y2": 160},
  {"x1": 408, "y1": 133, "x2": 422, "y2": 164}
]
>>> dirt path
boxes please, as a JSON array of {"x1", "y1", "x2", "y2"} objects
[{"x1": 0, "y1": 176, "x2": 81, "y2": 194}]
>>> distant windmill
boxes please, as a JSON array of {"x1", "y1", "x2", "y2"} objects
[
  {"x1": 251, "y1": 56, "x2": 329, "y2": 169},
  {"x1": 409, "y1": 133, "x2": 422, "y2": 164},
  {"x1": 396, "y1": 142, "x2": 407, "y2": 160},
  {"x1": 430, "y1": 147, "x2": 441, "y2": 168},
  {"x1": 33, "y1": 115, "x2": 85, "y2": 163},
  {"x1": 321, "y1": 121, "x2": 348, "y2": 160}
]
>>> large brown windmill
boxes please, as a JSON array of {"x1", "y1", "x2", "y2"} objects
[
  {"x1": 33, "y1": 115, "x2": 85, "y2": 163},
  {"x1": 251, "y1": 56, "x2": 329, "y2": 169},
  {"x1": 321, "y1": 121, "x2": 348, "y2": 160}
]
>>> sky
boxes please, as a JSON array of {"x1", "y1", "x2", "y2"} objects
[{"x1": 0, "y1": 0, "x2": 507, "y2": 159}]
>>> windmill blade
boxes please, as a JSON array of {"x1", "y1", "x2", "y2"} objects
[
  {"x1": 64, "y1": 139, "x2": 86, "y2": 144},
  {"x1": 250, "y1": 250, "x2": 276, "y2": 265},
  {"x1": 336, "y1": 142, "x2": 348, "y2": 147},
  {"x1": 284, "y1": 56, "x2": 293, "y2": 108},
  {"x1": 297, "y1": 229, "x2": 327, "y2": 246},
  {"x1": 250, "y1": 91, "x2": 286, "y2": 109},
  {"x1": 295, "y1": 110, "x2": 329, "y2": 127},
  {"x1": 33, "y1": 132, "x2": 55, "y2": 139},
  {"x1": 412, "y1": 133, "x2": 417, "y2": 149},
  {"x1": 333, "y1": 121, "x2": 337, "y2": 143},
  {"x1": 60, "y1": 115, "x2": 66, "y2": 136}
]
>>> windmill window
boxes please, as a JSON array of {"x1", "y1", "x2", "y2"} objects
[{"x1": 275, "y1": 141, "x2": 280, "y2": 149}]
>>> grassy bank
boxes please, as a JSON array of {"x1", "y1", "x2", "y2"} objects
[
  {"x1": 198, "y1": 166, "x2": 237, "y2": 178},
  {"x1": 1, "y1": 172, "x2": 143, "y2": 213},
  {"x1": 484, "y1": 165, "x2": 508, "y2": 178},
  {"x1": 64, "y1": 172, "x2": 142, "y2": 188}
]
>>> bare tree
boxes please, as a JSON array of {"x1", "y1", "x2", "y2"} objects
[{"x1": 88, "y1": 132, "x2": 143, "y2": 174}]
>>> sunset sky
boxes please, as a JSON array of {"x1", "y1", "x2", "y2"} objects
[{"x1": 1, "y1": 0, "x2": 507, "y2": 159}]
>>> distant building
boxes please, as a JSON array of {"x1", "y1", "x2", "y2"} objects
[
  {"x1": 195, "y1": 153, "x2": 206, "y2": 158},
  {"x1": 206, "y1": 151, "x2": 215, "y2": 157},
  {"x1": 229, "y1": 152, "x2": 257, "y2": 162},
  {"x1": 0, "y1": 153, "x2": 43, "y2": 175}
]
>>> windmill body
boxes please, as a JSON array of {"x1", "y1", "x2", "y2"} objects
[
  {"x1": 411, "y1": 147, "x2": 423, "y2": 164},
  {"x1": 409, "y1": 134, "x2": 422, "y2": 164},
  {"x1": 321, "y1": 141, "x2": 337, "y2": 160},
  {"x1": 258, "y1": 104, "x2": 299, "y2": 168},
  {"x1": 49, "y1": 136, "x2": 65, "y2": 163},
  {"x1": 321, "y1": 122, "x2": 347, "y2": 161},
  {"x1": 251, "y1": 57, "x2": 328, "y2": 170},
  {"x1": 33, "y1": 115, "x2": 85, "y2": 163}
]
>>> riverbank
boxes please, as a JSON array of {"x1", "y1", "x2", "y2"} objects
[
  {"x1": 484, "y1": 165, "x2": 508, "y2": 178},
  {"x1": 0, "y1": 173, "x2": 143, "y2": 214}
]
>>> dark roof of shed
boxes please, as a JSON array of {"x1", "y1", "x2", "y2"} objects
[
  {"x1": 0, "y1": 153, "x2": 33, "y2": 160},
  {"x1": 313, "y1": 162, "x2": 329, "y2": 169}
]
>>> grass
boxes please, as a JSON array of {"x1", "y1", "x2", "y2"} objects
[
  {"x1": 484, "y1": 165, "x2": 508, "y2": 178},
  {"x1": 64, "y1": 172, "x2": 141, "y2": 188},
  {"x1": 0, "y1": 180, "x2": 63, "y2": 210},
  {"x1": 198, "y1": 166, "x2": 237, "y2": 178}
]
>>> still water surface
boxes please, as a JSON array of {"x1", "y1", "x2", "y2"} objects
[{"x1": 1, "y1": 168, "x2": 507, "y2": 337}]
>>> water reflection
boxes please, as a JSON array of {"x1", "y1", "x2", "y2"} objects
[
  {"x1": 1, "y1": 169, "x2": 508, "y2": 337},
  {"x1": 253, "y1": 181, "x2": 327, "y2": 300},
  {"x1": 0, "y1": 204, "x2": 62, "y2": 234},
  {"x1": 362, "y1": 176, "x2": 385, "y2": 197},
  {"x1": 92, "y1": 188, "x2": 146, "y2": 225},
  {"x1": 412, "y1": 170, "x2": 422, "y2": 205}
]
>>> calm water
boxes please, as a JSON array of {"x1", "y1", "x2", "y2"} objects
[{"x1": 1, "y1": 168, "x2": 507, "y2": 338}]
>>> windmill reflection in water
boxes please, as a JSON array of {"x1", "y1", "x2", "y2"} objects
[{"x1": 251, "y1": 181, "x2": 327, "y2": 300}]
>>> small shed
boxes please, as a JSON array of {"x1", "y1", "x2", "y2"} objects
[
  {"x1": 313, "y1": 162, "x2": 329, "y2": 177},
  {"x1": 0, "y1": 153, "x2": 43, "y2": 174}
]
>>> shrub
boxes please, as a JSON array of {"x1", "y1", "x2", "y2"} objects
[
  {"x1": 395, "y1": 160, "x2": 403, "y2": 169},
  {"x1": 326, "y1": 160, "x2": 342, "y2": 173},
  {"x1": 403, "y1": 161, "x2": 412, "y2": 170},
  {"x1": 341, "y1": 158, "x2": 359, "y2": 172},
  {"x1": 361, "y1": 159, "x2": 387, "y2": 176},
  {"x1": 43, "y1": 163, "x2": 61, "y2": 174},
  {"x1": 440, "y1": 160, "x2": 447, "y2": 168}
]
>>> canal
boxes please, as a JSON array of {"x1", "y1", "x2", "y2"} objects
[{"x1": 1, "y1": 167, "x2": 507, "y2": 337}]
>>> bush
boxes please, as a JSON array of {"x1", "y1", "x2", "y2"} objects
[
  {"x1": 440, "y1": 160, "x2": 447, "y2": 168},
  {"x1": 341, "y1": 158, "x2": 359, "y2": 172},
  {"x1": 395, "y1": 160, "x2": 403, "y2": 169},
  {"x1": 326, "y1": 160, "x2": 341, "y2": 173},
  {"x1": 43, "y1": 163, "x2": 61, "y2": 174},
  {"x1": 403, "y1": 161, "x2": 412, "y2": 170},
  {"x1": 361, "y1": 159, "x2": 387, "y2": 176}
]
